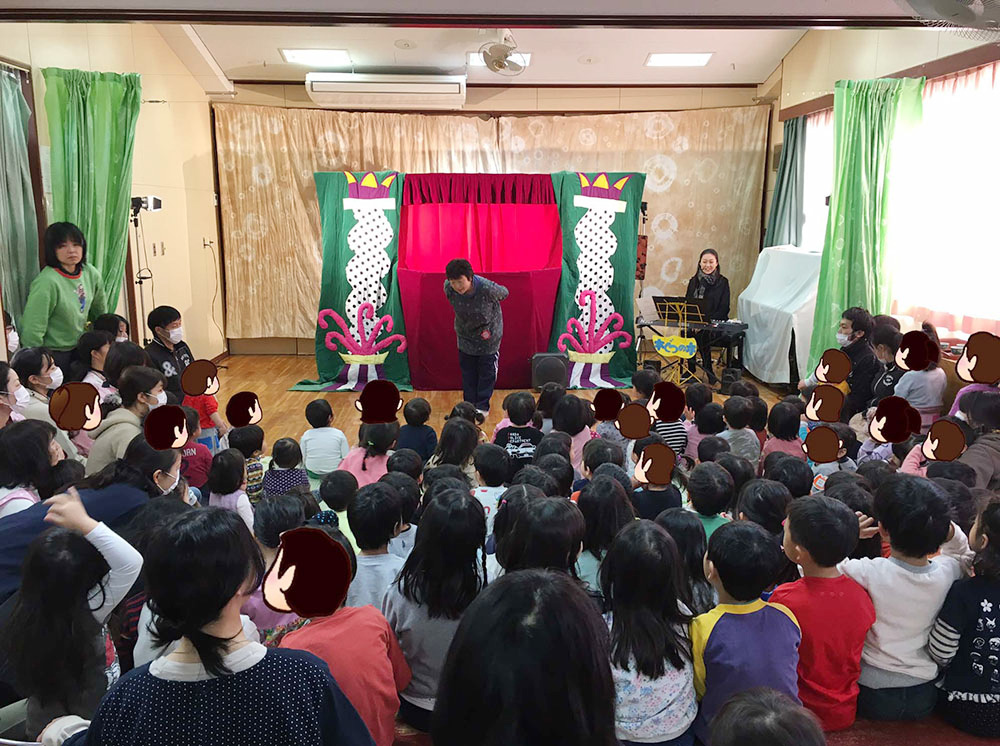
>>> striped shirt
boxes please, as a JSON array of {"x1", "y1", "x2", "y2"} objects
[{"x1": 651, "y1": 419, "x2": 688, "y2": 458}]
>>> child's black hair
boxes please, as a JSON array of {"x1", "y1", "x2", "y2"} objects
[
  {"x1": 206, "y1": 448, "x2": 246, "y2": 495},
  {"x1": 379, "y1": 472, "x2": 421, "y2": 523},
  {"x1": 633, "y1": 433, "x2": 663, "y2": 460},
  {"x1": 359, "y1": 421, "x2": 400, "y2": 472},
  {"x1": 707, "y1": 521, "x2": 782, "y2": 601},
  {"x1": 473, "y1": 443, "x2": 509, "y2": 488},
  {"x1": 552, "y1": 394, "x2": 589, "y2": 437},
  {"x1": 536, "y1": 382, "x2": 567, "y2": 420},
  {"x1": 872, "y1": 323, "x2": 903, "y2": 353},
  {"x1": 146, "y1": 305, "x2": 181, "y2": 333},
  {"x1": 423, "y1": 463, "x2": 471, "y2": 495},
  {"x1": 180, "y1": 406, "x2": 201, "y2": 439},
  {"x1": 583, "y1": 439, "x2": 623, "y2": 474},
  {"x1": 654, "y1": 507, "x2": 716, "y2": 615},
  {"x1": 855, "y1": 459, "x2": 895, "y2": 492},
  {"x1": 891, "y1": 435, "x2": 922, "y2": 464},
  {"x1": 432, "y1": 417, "x2": 478, "y2": 468},
  {"x1": 781, "y1": 394, "x2": 807, "y2": 416},
  {"x1": 767, "y1": 402, "x2": 800, "y2": 441},
  {"x1": 347, "y1": 482, "x2": 402, "y2": 550},
  {"x1": 387, "y1": 448, "x2": 423, "y2": 480},
  {"x1": 972, "y1": 495, "x2": 1000, "y2": 581},
  {"x1": 688, "y1": 462, "x2": 734, "y2": 518},
  {"x1": 592, "y1": 462, "x2": 634, "y2": 499},
  {"x1": 253, "y1": 494, "x2": 306, "y2": 548},
  {"x1": 711, "y1": 688, "x2": 825, "y2": 746},
  {"x1": 737, "y1": 479, "x2": 792, "y2": 535},
  {"x1": 319, "y1": 470, "x2": 359, "y2": 513},
  {"x1": 728, "y1": 380, "x2": 759, "y2": 399},
  {"x1": 631, "y1": 368, "x2": 659, "y2": 399},
  {"x1": 227, "y1": 424, "x2": 264, "y2": 458},
  {"x1": 874, "y1": 474, "x2": 952, "y2": 557},
  {"x1": 492, "y1": 483, "x2": 545, "y2": 545},
  {"x1": 269, "y1": 437, "x2": 302, "y2": 470},
  {"x1": 761, "y1": 451, "x2": 790, "y2": 477},
  {"x1": 403, "y1": 397, "x2": 431, "y2": 427},
  {"x1": 497, "y1": 497, "x2": 585, "y2": 576},
  {"x1": 684, "y1": 382, "x2": 714, "y2": 415},
  {"x1": 715, "y1": 453, "x2": 755, "y2": 507},
  {"x1": 533, "y1": 432, "x2": 572, "y2": 463},
  {"x1": 510, "y1": 464, "x2": 559, "y2": 497},
  {"x1": 722, "y1": 396, "x2": 753, "y2": 430},
  {"x1": 747, "y1": 396, "x2": 768, "y2": 433},
  {"x1": 694, "y1": 402, "x2": 726, "y2": 436},
  {"x1": 535, "y1": 453, "x2": 574, "y2": 497},
  {"x1": 827, "y1": 421, "x2": 858, "y2": 461},
  {"x1": 578, "y1": 476, "x2": 635, "y2": 559},
  {"x1": 447, "y1": 401, "x2": 484, "y2": 427},
  {"x1": 305, "y1": 398, "x2": 333, "y2": 429},
  {"x1": 599, "y1": 520, "x2": 692, "y2": 679},
  {"x1": 926, "y1": 460, "x2": 977, "y2": 488},
  {"x1": 823, "y1": 482, "x2": 881, "y2": 559},
  {"x1": 823, "y1": 470, "x2": 869, "y2": 494},
  {"x1": 786, "y1": 495, "x2": 861, "y2": 567},
  {"x1": 765, "y1": 455, "x2": 813, "y2": 498},
  {"x1": 697, "y1": 435, "x2": 730, "y2": 463},
  {"x1": 507, "y1": 392, "x2": 537, "y2": 427},
  {"x1": 930, "y1": 477, "x2": 977, "y2": 536}
]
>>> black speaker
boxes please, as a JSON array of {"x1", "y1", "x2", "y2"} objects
[
  {"x1": 719, "y1": 367, "x2": 743, "y2": 396},
  {"x1": 531, "y1": 353, "x2": 569, "y2": 390}
]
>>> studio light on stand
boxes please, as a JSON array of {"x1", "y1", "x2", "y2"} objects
[{"x1": 130, "y1": 196, "x2": 162, "y2": 345}]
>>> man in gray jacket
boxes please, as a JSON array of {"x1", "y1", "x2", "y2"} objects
[{"x1": 444, "y1": 258, "x2": 508, "y2": 416}]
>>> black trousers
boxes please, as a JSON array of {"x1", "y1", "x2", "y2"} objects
[
  {"x1": 458, "y1": 349, "x2": 499, "y2": 412},
  {"x1": 686, "y1": 329, "x2": 717, "y2": 382}
]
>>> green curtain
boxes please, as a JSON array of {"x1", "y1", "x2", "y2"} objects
[
  {"x1": 548, "y1": 171, "x2": 645, "y2": 383},
  {"x1": 764, "y1": 116, "x2": 806, "y2": 248},
  {"x1": 42, "y1": 68, "x2": 141, "y2": 310},
  {"x1": 0, "y1": 71, "x2": 39, "y2": 327},
  {"x1": 808, "y1": 78, "x2": 924, "y2": 370},
  {"x1": 299, "y1": 170, "x2": 411, "y2": 391}
]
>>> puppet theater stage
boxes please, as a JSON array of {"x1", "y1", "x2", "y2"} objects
[{"x1": 293, "y1": 170, "x2": 646, "y2": 393}]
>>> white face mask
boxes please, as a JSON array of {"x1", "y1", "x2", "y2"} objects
[
  {"x1": 8, "y1": 386, "x2": 30, "y2": 411},
  {"x1": 836, "y1": 332, "x2": 850, "y2": 347},
  {"x1": 45, "y1": 367, "x2": 64, "y2": 390},
  {"x1": 168, "y1": 326, "x2": 184, "y2": 345},
  {"x1": 115, "y1": 335, "x2": 128, "y2": 344},
  {"x1": 147, "y1": 390, "x2": 168, "y2": 410},
  {"x1": 159, "y1": 469, "x2": 180, "y2": 495},
  {"x1": 6, "y1": 329, "x2": 18, "y2": 354}
]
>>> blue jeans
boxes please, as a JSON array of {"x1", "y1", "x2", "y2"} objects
[
  {"x1": 457, "y1": 349, "x2": 498, "y2": 412},
  {"x1": 857, "y1": 681, "x2": 937, "y2": 721}
]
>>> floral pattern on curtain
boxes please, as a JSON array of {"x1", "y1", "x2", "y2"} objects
[{"x1": 214, "y1": 105, "x2": 768, "y2": 339}]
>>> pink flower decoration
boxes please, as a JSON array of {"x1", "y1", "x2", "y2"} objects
[
  {"x1": 318, "y1": 302, "x2": 407, "y2": 356},
  {"x1": 557, "y1": 290, "x2": 632, "y2": 354}
]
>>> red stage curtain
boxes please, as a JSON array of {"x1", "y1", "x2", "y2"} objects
[{"x1": 397, "y1": 174, "x2": 563, "y2": 391}]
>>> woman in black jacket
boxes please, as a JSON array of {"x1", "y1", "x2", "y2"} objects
[{"x1": 685, "y1": 249, "x2": 730, "y2": 385}]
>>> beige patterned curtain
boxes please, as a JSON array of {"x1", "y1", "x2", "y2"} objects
[{"x1": 215, "y1": 104, "x2": 767, "y2": 338}]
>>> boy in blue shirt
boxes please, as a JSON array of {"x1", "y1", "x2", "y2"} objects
[{"x1": 691, "y1": 520, "x2": 801, "y2": 744}]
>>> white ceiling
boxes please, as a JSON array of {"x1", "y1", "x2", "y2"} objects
[
  {"x1": 193, "y1": 26, "x2": 808, "y2": 85},
  {"x1": 1, "y1": 0, "x2": 910, "y2": 20}
]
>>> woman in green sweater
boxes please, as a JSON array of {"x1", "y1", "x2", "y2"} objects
[{"x1": 20, "y1": 223, "x2": 108, "y2": 374}]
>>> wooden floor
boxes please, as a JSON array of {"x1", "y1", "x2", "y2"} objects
[{"x1": 214, "y1": 355, "x2": 786, "y2": 448}]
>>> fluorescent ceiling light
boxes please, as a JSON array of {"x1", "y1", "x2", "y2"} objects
[
  {"x1": 467, "y1": 51, "x2": 531, "y2": 67},
  {"x1": 281, "y1": 49, "x2": 352, "y2": 67},
  {"x1": 644, "y1": 53, "x2": 713, "y2": 67}
]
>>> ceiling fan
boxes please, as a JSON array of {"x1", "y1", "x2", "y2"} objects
[
  {"x1": 478, "y1": 29, "x2": 526, "y2": 77},
  {"x1": 895, "y1": 0, "x2": 1000, "y2": 41}
]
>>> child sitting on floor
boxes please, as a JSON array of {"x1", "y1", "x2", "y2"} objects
[
  {"x1": 242, "y1": 495, "x2": 305, "y2": 631},
  {"x1": 397, "y1": 398, "x2": 437, "y2": 462},
  {"x1": 718, "y1": 396, "x2": 760, "y2": 464},
  {"x1": 575, "y1": 475, "x2": 635, "y2": 594},
  {"x1": 490, "y1": 393, "x2": 515, "y2": 444},
  {"x1": 179, "y1": 406, "x2": 211, "y2": 498},
  {"x1": 553, "y1": 394, "x2": 598, "y2": 476},
  {"x1": 262, "y1": 437, "x2": 311, "y2": 500},
  {"x1": 930, "y1": 493, "x2": 1000, "y2": 738},
  {"x1": 748, "y1": 396, "x2": 769, "y2": 453},
  {"x1": 228, "y1": 424, "x2": 266, "y2": 504},
  {"x1": 471, "y1": 443, "x2": 509, "y2": 535},
  {"x1": 207, "y1": 448, "x2": 253, "y2": 532},
  {"x1": 686, "y1": 401, "x2": 725, "y2": 463},
  {"x1": 300, "y1": 399, "x2": 349, "y2": 478},
  {"x1": 426, "y1": 417, "x2": 479, "y2": 487},
  {"x1": 840, "y1": 474, "x2": 973, "y2": 721},
  {"x1": 319, "y1": 469, "x2": 360, "y2": 553},
  {"x1": 811, "y1": 422, "x2": 858, "y2": 492},
  {"x1": 690, "y1": 521, "x2": 801, "y2": 744},
  {"x1": 382, "y1": 471, "x2": 421, "y2": 561},
  {"x1": 345, "y1": 482, "x2": 404, "y2": 609},
  {"x1": 686, "y1": 462, "x2": 734, "y2": 540},
  {"x1": 341, "y1": 421, "x2": 399, "y2": 488},
  {"x1": 575, "y1": 438, "x2": 625, "y2": 495},
  {"x1": 494, "y1": 392, "x2": 544, "y2": 481},
  {"x1": 770, "y1": 496, "x2": 876, "y2": 731},
  {"x1": 760, "y1": 401, "x2": 806, "y2": 474}
]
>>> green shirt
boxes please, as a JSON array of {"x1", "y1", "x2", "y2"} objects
[
  {"x1": 697, "y1": 512, "x2": 732, "y2": 540},
  {"x1": 21, "y1": 265, "x2": 107, "y2": 351}
]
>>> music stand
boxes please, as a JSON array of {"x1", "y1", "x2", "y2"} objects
[{"x1": 638, "y1": 296, "x2": 709, "y2": 384}]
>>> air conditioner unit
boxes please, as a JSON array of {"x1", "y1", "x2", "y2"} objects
[{"x1": 305, "y1": 72, "x2": 467, "y2": 110}]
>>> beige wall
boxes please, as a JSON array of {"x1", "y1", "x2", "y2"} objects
[
  {"x1": 0, "y1": 22, "x2": 226, "y2": 360},
  {"x1": 218, "y1": 83, "x2": 759, "y2": 111}
]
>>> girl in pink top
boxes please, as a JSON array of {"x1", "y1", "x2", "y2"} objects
[
  {"x1": 758, "y1": 401, "x2": 807, "y2": 474},
  {"x1": 340, "y1": 421, "x2": 398, "y2": 488},
  {"x1": 552, "y1": 394, "x2": 598, "y2": 475}
]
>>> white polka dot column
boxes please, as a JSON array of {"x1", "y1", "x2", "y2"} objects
[{"x1": 344, "y1": 201, "x2": 393, "y2": 342}]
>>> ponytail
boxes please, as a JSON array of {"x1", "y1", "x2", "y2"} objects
[{"x1": 149, "y1": 609, "x2": 239, "y2": 678}]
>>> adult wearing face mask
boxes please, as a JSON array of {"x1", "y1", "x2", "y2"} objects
[
  {"x1": 3, "y1": 311, "x2": 19, "y2": 357},
  {"x1": 0, "y1": 362, "x2": 30, "y2": 431},
  {"x1": 10, "y1": 347, "x2": 82, "y2": 462},
  {"x1": 19, "y1": 223, "x2": 108, "y2": 377},
  {"x1": 797, "y1": 306, "x2": 878, "y2": 423},
  {"x1": 144, "y1": 305, "x2": 193, "y2": 403},
  {"x1": 85, "y1": 366, "x2": 168, "y2": 476}
]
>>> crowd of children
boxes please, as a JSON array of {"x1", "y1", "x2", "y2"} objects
[{"x1": 0, "y1": 304, "x2": 999, "y2": 746}]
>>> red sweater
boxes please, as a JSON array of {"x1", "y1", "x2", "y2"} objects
[
  {"x1": 769, "y1": 575, "x2": 875, "y2": 731},
  {"x1": 180, "y1": 440, "x2": 212, "y2": 489}
]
